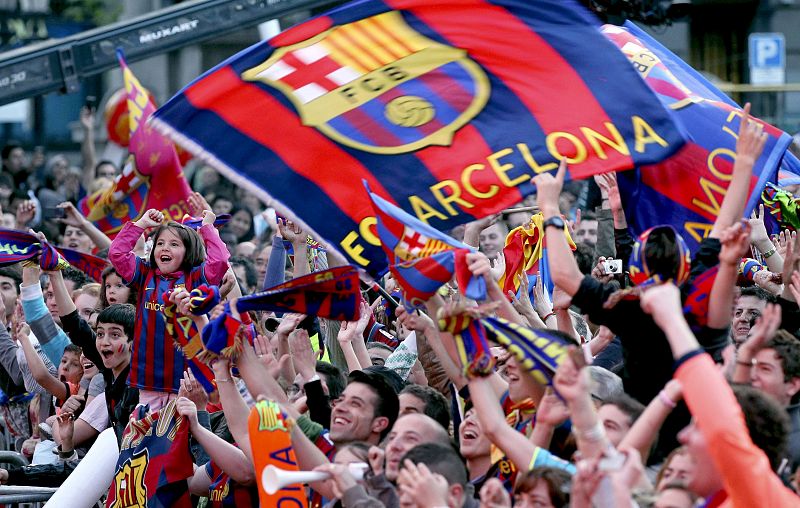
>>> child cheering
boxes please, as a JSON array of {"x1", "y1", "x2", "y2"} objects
[{"x1": 109, "y1": 207, "x2": 229, "y2": 409}]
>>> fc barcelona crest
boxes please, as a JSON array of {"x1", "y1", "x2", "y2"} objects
[{"x1": 242, "y1": 11, "x2": 490, "y2": 154}]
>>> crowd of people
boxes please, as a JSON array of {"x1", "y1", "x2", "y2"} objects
[{"x1": 0, "y1": 99, "x2": 798, "y2": 508}]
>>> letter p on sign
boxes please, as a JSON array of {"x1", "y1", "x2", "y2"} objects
[{"x1": 749, "y1": 33, "x2": 785, "y2": 85}]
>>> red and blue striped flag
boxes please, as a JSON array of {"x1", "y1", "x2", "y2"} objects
[
  {"x1": 80, "y1": 51, "x2": 193, "y2": 237},
  {"x1": 368, "y1": 183, "x2": 485, "y2": 309},
  {"x1": 151, "y1": 0, "x2": 685, "y2": 277},
  {"x1": 603, "y1": 22, "x2": 795, "y2": 251}
]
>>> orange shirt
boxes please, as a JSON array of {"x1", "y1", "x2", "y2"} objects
[{"x1": 676, "y1": 354, "x2": 799, "y2": 508}]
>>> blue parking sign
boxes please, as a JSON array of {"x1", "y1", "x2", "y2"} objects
[{"x1": 749, "y1": 33, "x2": 785, "y2": 85}]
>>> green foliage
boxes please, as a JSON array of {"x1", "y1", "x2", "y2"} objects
[{"x1": 50, "y1": 0, "x2": 122, "y2": 26}]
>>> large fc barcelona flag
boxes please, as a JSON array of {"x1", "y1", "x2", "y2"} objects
[
  {"x1": 152, "y1": 0, "x2": 685, "y2": 276},
  {"x1": 603, "y1": 23, "x2": 794, "y2": 251}
]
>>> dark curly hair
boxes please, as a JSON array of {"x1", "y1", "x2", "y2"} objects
[{"x1": 732, "y1": 384, "x2": 789, "y2": 471}]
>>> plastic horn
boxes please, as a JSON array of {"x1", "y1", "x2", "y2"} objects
[{"x1": 261, "y1": 462, "x2": 368, "y2": 495}]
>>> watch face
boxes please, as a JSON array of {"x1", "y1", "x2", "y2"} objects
[{"x1": 545, "y1": 217, "x2": 565, "y2": 229}]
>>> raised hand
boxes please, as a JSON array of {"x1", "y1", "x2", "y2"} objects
[
  {"x1": 742, "y1": 302, "x2": 782, "y2": 357},
  {"x1": 368, "y1": 446, "x2": 385, "y2": 477},
  {"x1": 718, "y1": 221, "x2": 752, "y2": 265},
  {"x1": 56, "y1": 411, "x2": 76, "y2": 451},
  {"x1": 595, "y1": 172, "x2": 622, "y2": 212},
  {"x1": 15, "y1": 200, "x2": 36, "y2": 229},
  {"x1": 507, "y1": 274, "x2": 534, "y2": 317},
  {"x1": 396, "y1": 306, "x2": 434, "y2": 333},
  {"x1": 289, "y1": 329, "x2": 316, "y2": 383},
  {"x1": 753, "y1": 270, "x2": 783, "y2": 295},
  {"x1": 553, "y1": 347, "x2": 591, "y2": 403},
  {"x1": 639, "y1": 283, "x2": 683, "y2": 328},
  {"x1": 551, "y1": 284, "x2": 572, "y2": 311},
  {"x1": 201, "y1": 209, "x2": 216, "y2": 227},
  {"x1": 187, "y1": 192, "x2": 211, "y2": 216},
  {"x1": 178, "y1": 369, "x2": 208, "y2": 410},
  {"x1": 735, "y1": 103, "x2": 768, "y2": 167},
  {"x1": 534, "y1": 159, "x2": 567, "y2": 216},
  {"x1": 397, "y1": 460, "x2": 450, "y2": 507},
  {"x1": 278, "y1": 217, "x2": 305, "y2": 245},
  {"x1": 57, "y1": 202, "x2": 87, "y2": 229},
  {"x1": 488, "y1": 253, "x2": 505, "y2": 282},
  {"x1": 276, "y1": 313, "x2": 305, "y2": 338},
  {"x1": 135, "y1": 209, "x2": 164, "y2": 229},
  {"x1": 79, "y1": 105, "x2": 95, "y2": 131},
  {"x1": 535, "y1": 387, "x2": 570, "y2": 427},
  {"x1": 775, "y1": 229, "x2": 796, "y2": 260},
  {"x1": 749, "y1": 204, "x2": 772, "y2": 248},
  {"x1": 466, "y1": 251, "x2": 492, "y2": 280}
]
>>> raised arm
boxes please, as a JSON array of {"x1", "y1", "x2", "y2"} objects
[
  {"x1": 641, "y1": 283, "x2": 798, "y2": 508},
  {"x1": 536, "y1": 161, "x2": 584, "y2": 296},
  {"x1": 618, "y1": 379, "x2": 682, "y2": 462},
  {"x1": 79, "y1": 106, "x2": 97, "y2": 189},
  {"x1": 109, "y1": 209, "x2": 160, "y2": 282},
  {"x1": 709, "y1": 104, "x2": 767, "y2": 239},
  {"x1": 707, "y1": 222, "x2": 751, "y2": 329},
  {"x1": 278, "y1": 219, "x2": 309, "y2": 279},
  {"x1": 553, "y1": 350, "x2": 612, "y2": 461},
  {"x1": 198, "y1": 210, "x2": 230, "y2": 285},
  {"x1": 749, "y1": 205, "x2": 783, "y2": 272},
  {"x1": 469, "y1": 375, "x2": 574, "y2": 474},
  {"x1": 176, "y1": 396, "x2": 255, "y2": 484},
  {"x1": 20, "y1": 264, "x2": 70, "y2": 365},
  {"x1": 210, "y1": 358, "x2": 255, "y2": 464},
  {"x1": 16, "y1": 324, "x2": 68, "y2": 401},
  {"x1": 57, "y1": 202, "x2": 111, "y2": 251}
]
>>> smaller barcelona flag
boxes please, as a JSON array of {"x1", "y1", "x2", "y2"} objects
[{"x1": 367, "y1": 183, "x2": 485, "y2": 309}]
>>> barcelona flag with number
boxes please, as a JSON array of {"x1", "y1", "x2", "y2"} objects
[
  {"x1": 152, "y1": 0, "x2": 685, "y2": 277},
  {"x1": 602, "y1": 22, "x2": 794, "y2": 252}
]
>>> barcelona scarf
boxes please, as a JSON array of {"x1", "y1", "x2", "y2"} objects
[
  {"x1": 369, "y1": 183, "x2": 485, "y2": 310},
  {"x1": 235, "y1": 266, "x2": 360, "y2": 320},
  {"x1": 106, "y1": 398, "x2": 194, "y2": 508},
  {"x1": 200, "y1": 305, "x2": 256, "y2": 363},
  {"x1": 57, "y1": 247, "x2": 110, "y2": 282},
  {"x1": 499, "y1": 213, "x2": 576, "y2": 296},
  {"x1": 738, "y1": 258, "x2": 766, "y2": 286},
  {"x1": 603, "y1": 23, "x2": 793, "y2": 252},
  {"x1": 438, "y1": 304, "x2": 497, "y2": 378},
  {"x1": 80, "y1": 51, "x2": 192, "y2": 237},
  {"x1": 249, "y1": 399, "x2": 307, "y2": 508},
  {"x1": 179, "y1": 213, "x2": 232, "y2": 230},
  {"x1": 161, "y1": 292, "x2": 221, "y2": 394},
  {"x1": 151, "y1": 0, "x2": 685, "y2": 278},
  {"x1": 0, "y1": 229, "x2": 69, "y2": 272},
  {"x1": 482, "y1": 317, "x2": 570, "y2": 387}
]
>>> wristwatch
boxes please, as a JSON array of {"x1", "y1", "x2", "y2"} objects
[{"x1": 543, "y1": 216, "x2": 566, "y2": 230}]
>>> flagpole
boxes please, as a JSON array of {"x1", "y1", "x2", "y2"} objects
[
  {"x1": 502, "y1": 206, "x2": 539, "y2": 214},
  {"x1": 361, "y1": 280, "x2": 400, "y2": 308}
]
